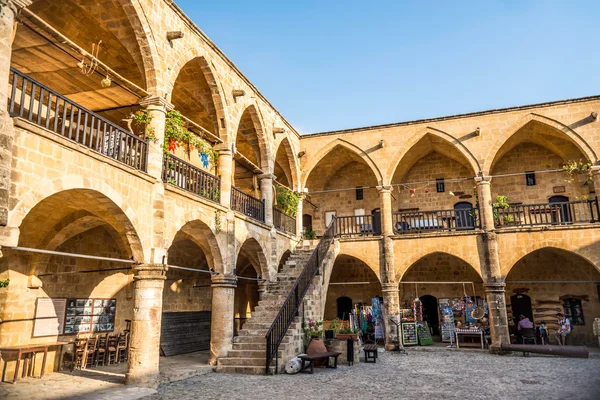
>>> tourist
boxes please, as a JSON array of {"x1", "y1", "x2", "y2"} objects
[
  {"x1": 538, "y1": 321, "x2": 549, "y2": 345},
  {"x1": 517, "y1": 314, "x2": 533, "y2": 331},
  {"x1": 554, "y1": 313, "x2": 571, "y2": 345}
]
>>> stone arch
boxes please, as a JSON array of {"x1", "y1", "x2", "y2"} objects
[
  {"x1": 236, "y1": 236, "x2": 270, "y2": 281},
  {"x1": 9, "y1": 176, "x2": 145, "y2": 262},
  {"x1": 387, "y1": 127, "x2": 481, "y2": 184},
  {"x1": 277, "y1": 249, "x2": 292, "y2": 273},
  {"x1": 273, "y1": 136, "x2": 300, "y2": 190},
  {"x1": 233, "y1": 103, "x2": 272, "y2": 172},
  {"x1": 396, "y1": 248, "x2": 483, "y2": 283},
  {"x1": 301, "y1": 138, "x2": 383, "y2": 188},
  {"x1": 483, "y1": 113, "x2": 598, "y2": 175}
]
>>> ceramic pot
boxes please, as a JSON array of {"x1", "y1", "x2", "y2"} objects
[{"x1": 307, "y1": 338, "x2": 328, "y2": 367}]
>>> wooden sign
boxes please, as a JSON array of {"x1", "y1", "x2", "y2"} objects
[
  {"x1": 33, "y1": 298, "x2": 66, "y2": 337},
  {"x1": 553, "y1": 186, "x2": 566, "y2": 193},
  {"x1": 160, "y1": 311, "x2": 212, "y2": 356}
]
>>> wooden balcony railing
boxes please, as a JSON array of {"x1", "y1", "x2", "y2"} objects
[
  {"x1": 231, "y1": 187, "x2": 265, "y2": 223},
  {"x1": 8, "y1": 68, "x2": 148, "y2": 172},
  {"x1": 162, "y1": 154, "x2": 220, "y2": 203},
  {"x1": 494, "y1": 198, "x2": 600, "y2": 228},
  {"x1": 393, "y1": 208, "x2": 480, "y2": 234},
  {"x1": 273, "y1": 207, "x2": 296, "y2": 235},
  {"x1": 336, "y1": 214, "x2": 377, "y2": 236}
]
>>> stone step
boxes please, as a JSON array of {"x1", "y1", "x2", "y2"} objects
[
  {"x1": 215, "y1": 365, "x2": 273, "y2": 375},
  {"x1": 232, "y1": 342, "x2": 266, "y2": 351},
  {"x1": 218, "y1": 357, "x2": 265, "y2": 367},
  {"x1": 233, "y1": 335, "x2": 266, "y2": 344},
  {"x1": 243, "y1": 321, "x2": 300, "y2": 330},
  {"x1": 226, "y1": 349, "x2": 266, "y2": 359}
]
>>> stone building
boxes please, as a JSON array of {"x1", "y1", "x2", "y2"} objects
[{"x1": 0, "y1": 0, "x2": 599, "y2": 387}]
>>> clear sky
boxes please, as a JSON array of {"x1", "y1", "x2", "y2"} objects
[{"x1": 177, "y1": 0, "x2": 600, "y2": 134}]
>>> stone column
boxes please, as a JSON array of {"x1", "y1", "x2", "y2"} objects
[
  {"x1": 377, "y1": 185, "x2": 394, "y2": 236},
  {"x1": 296, "y1": 193, "x2": 304, "y2": 237},
  {"x1": 591, "y1": 166, "x2": 600, "y2": 197},
  {"x1": 215, "y1": 144, "x2": 233, "y2": 208},
  {"x1": 0, "y1": 0, "x2": 31, "y2": 226},
  {"x1": 138, "y1": 97, "x2": 172, "y2": 181},
  {"x1": 209, "y1": 275, "x2": 237, "y2": 365},
  {"x1": 382, "y1": 283, "x2": 400, "y2": 350},
  {"x1": 475, "y1": 176, "x2": 495, "y2": 230},
  {"x1": 126, "y1": 264, "x2": 167, "y2": 388},
  {"x1": 259, "y1": 173, "x2": 275, "y2": 225}
]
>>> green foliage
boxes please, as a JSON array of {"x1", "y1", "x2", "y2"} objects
[
  {"x1": 131, "y1": 109, "x2": 156, "y2": 142},
  {"x1": 563, "y1": 160, "x2": 593, "y2": 186},
  {"x1": 274, "y1": 185, "x2": 300, "y2": 217},
  {"x1": 338, "y1": 327, "x2": 360, "y2": 334},
  {"x1": 493, "y1": 195, "x2": 510, "y2": 225},
  {"x1": 165, "y1": 110, "x2": 219, "y2": 166},
  {"x1": 302, "y1": 320, "x2": 323, "y2": 338},
  {"x1": 303, "y1": 228, "x2": 316, "y2": 239},
  {"x1": 328, "y1": 318, "x2": 342, "y2": 332},
  {"x1": 0, "y1": 279, "x2": 9, "y2": 288}
]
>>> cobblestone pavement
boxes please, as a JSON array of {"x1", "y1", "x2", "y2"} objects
[{"x1": 147, "y1": 349, "x2": 600, "y2": 400}]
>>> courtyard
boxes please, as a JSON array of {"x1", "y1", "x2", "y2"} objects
[{"x1": 2, "y1": 348, "x2": 599, "y2": 399}]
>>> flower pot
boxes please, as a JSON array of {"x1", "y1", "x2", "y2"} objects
[
  {"x1": 307, "y1": 338, "x2": 328, "y2": 367},
  {"x1": 336, "y1": 334, "x2": 358, "y2": 340},
  {"x1": 325, "y1": 330, "x2": 336, "y2": 339}
]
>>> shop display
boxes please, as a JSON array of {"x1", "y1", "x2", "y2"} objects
[
  {"x1": 401, "y1": 322, "x2": 418, "y2": 345},
  {"x1": 64, "y1": 298, "x2": 116, "y2": 334},
  {"x1": 439, "y1": 299, "x2": 456, "y2": 342}
]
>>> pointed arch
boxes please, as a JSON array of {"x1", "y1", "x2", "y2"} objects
[
  {"x1": 386, "y1": 127, "x2": 481, "y2": 184},
  {"x1": 398, "y1": 251, "x2": 483, "y2": 283},
  {"x1": 236, "y1": 237, "x2": 270, "y2": 281},
  {"x1": 167, "y1": 49, "x2": 228, "y2": 140},
  {"x1": 504, "y1": 246, "x2": 600, "y2": 280},
  {"x1": 233, "y1": 103, "x2": 272, "y2": 173},
  {"x1": 301, "y1": 138, "x2": 383, "y2": 188},
  {"x1": 273, "y1": 136, "x2": 300, "y2": 190},
  {"x1": 483, "y1": 113, "x2": 597, "y2": 175}
]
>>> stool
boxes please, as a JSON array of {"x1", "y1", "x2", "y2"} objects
[{"x1": 363, "y1": 344, "x2": 378, "y2": 363}]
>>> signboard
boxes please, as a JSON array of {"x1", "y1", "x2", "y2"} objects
[
  {"x1": 64, "y1": 298, "x2": 116, "y2": 334},
  {"x1": 33, "y1": 298, "x2": 66, "y2": 337},
  {"x1": 401, "y1": 322, "x2": 418, "y2": 345},
  {"x1": 417, "y1": 322, "x2": 433, "y2": 346}
]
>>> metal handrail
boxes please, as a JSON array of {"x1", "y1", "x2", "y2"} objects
[
  {"x1": 264, "y1": 217, "x2": 336, "y2": 374},
  {"x1": 273, "y1": 207, "x2": 296, "y2": 235},
  {"x1": 494, "y1": 198, "x2": 600, "y2": 228},
  {"x1": 162, "y1": 154, "x2": 220, "y2": 203},
  {"x1": 8, "y1": 67, "x2": 148, "y2": 171},
  {"x1": 231, "y1": 186, "x2": 265, "y2": 222}
]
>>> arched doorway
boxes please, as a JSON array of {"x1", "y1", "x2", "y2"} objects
[
  {"x1": 336, "y1": 296, "x2": 353, "y2": 320},
  {"x1": 549, "y1": 195, "x2": 572, "y2": 224},
  {"x1": 505, "y1": 247, "x2": 600, "y2": 345},
  {"x1": 233, "y1": 239, "x2": 267, "y2": 335}
]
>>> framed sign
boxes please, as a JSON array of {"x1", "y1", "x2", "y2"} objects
[
  {"x1": 401, "y1": 322, "x2": 418, "y2": 345},
  {"x1": 33, "y1": 298, "x2": 67, "y2": 337},
  {"x1": 64, "y1": 298, "x2": 116, "y2": 334}
]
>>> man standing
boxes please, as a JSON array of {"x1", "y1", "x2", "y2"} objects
[{"x1": 554, "y1": 313, "x2": 571, "y2": 345}]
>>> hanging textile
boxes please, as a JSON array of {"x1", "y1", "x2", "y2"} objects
[{"x1": 372, "y1": 297, "x2": 384, "y2": 339}]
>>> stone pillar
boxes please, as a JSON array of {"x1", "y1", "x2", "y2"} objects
[
  {"x1": 126, "y1": 264, "x2": 167, "y2": 388},
  {"x1": 377, "y1": 185, "x2": 394, "y2": 236},
  {"x1": 475, "y1": 176, "x2": 495, "y2": 231},
  {"x1": 382, "y1": 283, "x2": 400, "y2": 350},
  {"x1": 591, "y1": 166, "x2": 600, "y2": 196},
  {"x1": 215, "y1": 144, "x2": 233, "y2": 208},
  {"x1": 296, "y1": 194, "x2": 304, "y2": 237},
  {"x1": 259, "y1": 173, "x2": 275, "y2": 225},
  {"x1": 0, "y1": 0, "x2": 31, "y2": 226},
  {"x1": 209, "y1": 275, "x2": 237, "y2": 365},
  {"x1": 138, "y1": 97, "x2": 172, "y2": 181}
]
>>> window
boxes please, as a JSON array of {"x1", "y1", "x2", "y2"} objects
[
  {"x1": 356, "y1": 187, "x2": 364, "y2": 200},
  {"x1": 563, "y1": 298, "x2": 585, "y2": 325},
  {"x1": 436, "y1": 178, "x2": 445, "y2": 193},
  {"x1": 525, "y1": 171, "x2": 536, "y2": 186}
]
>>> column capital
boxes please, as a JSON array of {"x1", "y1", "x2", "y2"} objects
[
  {"x1": 258, "y1": 173, "x2": 276, "y2": 181},
  {"x1": 376, "y1": 185, "x2": 394, "y2": 194},
  {"x1": 133, "y1": 264, "x2": 167, "y2": 281},
  {"x1": 138, "y1": 96, "x2": 174, "y2": 112},
  {"x1": 483, "y1": 281, "x2": 506, "y2": 293},
  {"x1": 211, "y1": 274, "x2": 237, "y2": 288},
  {"x1": 214, "y1": 143, "x2": 233, "y2": 153},
  {"x1": 7, "y1": 0, "x2": 32, "y2": 13},
  {"x1": 474, "y1": 175, "x2": 492, "y2": 184}
]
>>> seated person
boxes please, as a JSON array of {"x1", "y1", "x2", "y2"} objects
[
  {"x1": 517, "y1": 314, "x2": 533, "y2": 331},
  {"x1": 554, "y1": 313, "x2": 571, "y2": 345}
]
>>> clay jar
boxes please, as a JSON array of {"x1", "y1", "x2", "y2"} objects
[{"x1": 307, "y1": 337, "x2": 328, "y2": 367}]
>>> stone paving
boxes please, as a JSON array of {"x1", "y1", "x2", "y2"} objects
[{"x1": 147, "y1": 348, "x2": 600, "y2": 400}]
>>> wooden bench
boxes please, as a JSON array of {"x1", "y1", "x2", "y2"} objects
[
  {"x1": 299, "y1": 352, "x2": 341, "y2": 374},
  {"x1": 363, "y1": 344, "x2": 378, "y2": 363}
]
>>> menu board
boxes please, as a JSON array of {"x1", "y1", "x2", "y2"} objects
[
  {"x1": 33, "y1": 298, "x2": 67, "y2": 337},
  {"x1": 401, "y1": 322, "x2": 418, "y2": 345},
  {"x1": 417, "y1": 322, "x2": 433, "y2": 346},
  {"x1": 64, "y1": 298, "x2": 116, "y2": 334}
]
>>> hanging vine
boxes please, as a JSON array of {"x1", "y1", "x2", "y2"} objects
[
  {"x1": 0, "y1": 279, "x2": 9, "y2": 288},
  {"x1": 562, "y1": 159, "x2": 593, "y2": 186},
  {"x1": 274, "y1": 185, "x2": 300, "y2": 217}
]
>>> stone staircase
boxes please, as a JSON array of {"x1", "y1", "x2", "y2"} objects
[{"x1": 215, "y1": 247, "x2": 317, "y2": 374}]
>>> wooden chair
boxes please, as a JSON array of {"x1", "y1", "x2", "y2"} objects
[
  {"x1": 84, "y1": 336, "x2": 99, "y2": 369},
  {"x1": 95, "y1": 334, "x2": 108, "y2": 366},
  {"x1": 106, "y1": 334, "x2": 119, "y2": 365},
  {"x1": 116, "y1": 332, "x2": 129, "y2": 364},
  {"x1": 63, "y1": 338, "x2": 88, "y2": 371}
]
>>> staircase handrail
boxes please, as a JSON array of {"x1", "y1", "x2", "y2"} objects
[{"x1": 264, "y1": 217, "x2": 337, "y2": 373}]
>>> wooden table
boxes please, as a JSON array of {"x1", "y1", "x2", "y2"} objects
[
  {"x1": 455, "y1": 330, "x2": 484, "y2": 349},
  {"x1": 0, "y1": 342, "x2": 69, "y2": 384},
  {"x1": 299, "y1": 352, "x2": 341, "y2": 374}
]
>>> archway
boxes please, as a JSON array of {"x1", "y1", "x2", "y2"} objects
[
  {"x1": 278, "y1": 250, "x2": 292, "y2": 273},
  {"x1": 0, "y1": 189, "x2": 142, "y2": 376},
  {"x1": 390, "y1": 133, "x2": 477, "y2": 218},
  {"x1": 273, "y1": 137, "x2": 298, "y2": 190},
  {"x1": 233, "y1": 238, "x2": 267, "y2": 335},
  {"x1": 505, "y1": 247, "x2": 600, "y2": 345},
  {"x1": 489, "y1": 120, "x2": 593, "y2": 209},
  {"x1": 233, "y1": 106, "x2": 267, "y2": 197},
  {"x1": 399, "y1": 252, "x2": 483, "y2": 341},
  {"x1": 304, "y1": 144, "x2": 381, "y2": 234}
]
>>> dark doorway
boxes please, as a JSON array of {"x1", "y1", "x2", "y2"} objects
[
  {"x1": 420, "y1": 295, "x2": 439, "y2": 335},
  {"x1": 549, "y1": 196, "x2": 572, "y2": 224},
  {"x1": 337, "y1": 296, "x2": 353, "y2": 320},
  {"x1": 371, "y1": 208, "x2": 381, "y2": 235},
  {"x1": 454, "y1": 202, "x2": 475, "y2": 230},
  {"x1": 510, "y1": 294, "x2": 534, "y2": 326},
  {"x1": 302, "y1": 214, "x2": 313, "y2": 232}
]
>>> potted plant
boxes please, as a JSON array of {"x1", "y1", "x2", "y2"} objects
[
  {"x1": 303, "y1": 319, "x2": 327, "y2": 354},
  {"x1": 336, "y1": 327, "x2": 360, "y2": 340},
  {"x1": 326, "y1": 318, "x2": 342, "y2": 339}
]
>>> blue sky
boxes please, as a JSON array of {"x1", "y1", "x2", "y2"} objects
[{"x1": 177, "y1": 1, "x2": 600, "y2": 134}]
